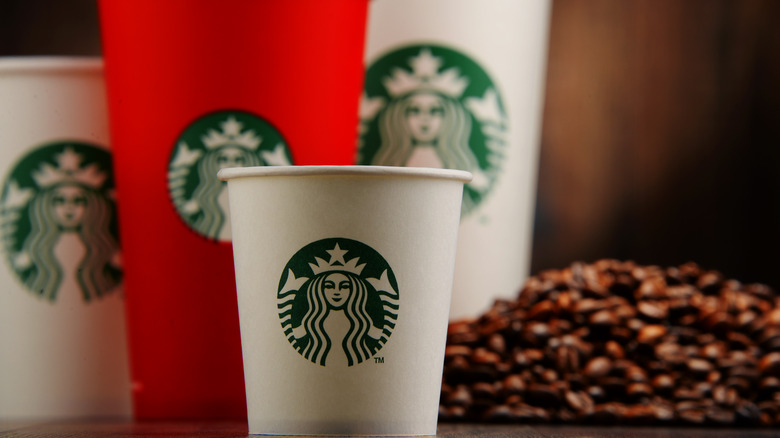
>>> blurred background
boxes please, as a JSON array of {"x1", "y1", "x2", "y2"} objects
[{"x1": 1, "y1": 0, "x2": 778, "y2": 290}]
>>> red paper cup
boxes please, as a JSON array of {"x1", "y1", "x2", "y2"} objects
[{"x1": 98, "y1": 0, "x2": 369, "y2": 419}]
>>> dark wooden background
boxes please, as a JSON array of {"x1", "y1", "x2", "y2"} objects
[
  {"x1": 534, "y1": 0, "x2": 780, "y2": 292},
  {"x1": 2, "y1": 0, "x2": 778, "y2": 291}
]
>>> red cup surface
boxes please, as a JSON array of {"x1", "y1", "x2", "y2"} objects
[{"x1": 99, "y1": 0, "x2": 368, "y2": 419}]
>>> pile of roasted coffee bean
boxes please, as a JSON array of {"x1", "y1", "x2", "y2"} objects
[{"x1": 440, "y1": 260, "x2": 780, "y2": 426}]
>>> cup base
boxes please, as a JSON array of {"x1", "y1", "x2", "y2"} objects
[{"x1": 248, "y1": 419, "x2": 436, "y2": 436}]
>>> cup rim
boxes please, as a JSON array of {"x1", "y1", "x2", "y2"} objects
[
  {"x1": 0, "y1": 56, "x2": 102, "y2": 74},
  {"x1": 218, "y1": 165, "x2": 473, "y2": 183}
]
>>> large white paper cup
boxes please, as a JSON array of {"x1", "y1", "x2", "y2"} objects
[
  {"x1": 219, "y1": 166, "x2": 470, "y2": 436},
  {"x1": 0, "y1": 58, "x2": 131, "y2": 419},
  {"x1": 359, "y1": 0, "x2": 552, "y2": 319}
]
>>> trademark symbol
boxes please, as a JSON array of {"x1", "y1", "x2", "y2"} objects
[{"x1": 374, "y1": 357, "x2": 385, "y2": 364}]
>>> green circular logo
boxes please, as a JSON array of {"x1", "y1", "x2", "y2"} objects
[
  {"x1": 278, "y1": 238, "x2": 399, "y2": 367},
  {"x1": 168, "y1": 110, "x2": 293, "y2": 242},
  {"x1": 358, "y1": 44, "x2": 508, "y2": 215},
  {"x1": 0, "y1": 142, "x2": 121, "y2": 302}
]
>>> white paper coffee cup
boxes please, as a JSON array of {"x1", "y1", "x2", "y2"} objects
[
  {"x1": 219, "y1": 165, "x2": 470, "y2": 436},
  {"x1": 359, "y1": 0, "x2": 552, "y2": 319},
  {"x1": 0, "y1": 57, "x2": 131, "y2": 419}
]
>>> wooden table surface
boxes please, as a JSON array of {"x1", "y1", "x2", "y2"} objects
[{"x1": 1, "y1": 421, "x2": 779, "y2": 437}]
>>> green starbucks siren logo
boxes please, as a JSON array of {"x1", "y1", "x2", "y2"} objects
[
  {"x1": 358, "y1": 44, "x2": 508, "y2": 215},
  {"x1": 1, "y1": 142, "x2": 122, "y2": 302},
  {"x1": 278, "y1": 238, "x2": 399, "y2": 367},
  {"x1": 168, "y1": 110, "x2": 292, "y2": 242}
]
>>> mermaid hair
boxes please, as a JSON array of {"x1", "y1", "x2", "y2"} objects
[
  {"x1": 23, "y1": 184, "x2": 119, "y2": 301},
  {"x1": 300, "y1": 271, "x2": 375, "y2": 366},
  {"x1": 189, "y1": 146, "x2": 261, "y2": 239}
]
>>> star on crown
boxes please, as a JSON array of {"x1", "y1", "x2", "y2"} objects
[
  {"x1": 309, "y1": 243, "x2": 366, "y2": 276},
  {"x1": 201, "y1": 116, "x2": 262, "y2": 150},
  {"x1": 32, "y1": 147, "x2": 107, "y2": 189},
  {"x1": 383, "y1": 48, "x2": 469, "y2": 98}
]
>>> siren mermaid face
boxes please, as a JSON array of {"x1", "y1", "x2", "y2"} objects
[
  {"x1": 216, "y1": 146, "x2": 248, "y2": 170},
  {"x1": 405, "y1": 92, "x2": 445, "y2": 144},
  {"x1": 323, "y1": 272, "x2": 353, "y2": 309},
  {"x1": 51, "y1": 184, "x2": 87, "y2": 229}
]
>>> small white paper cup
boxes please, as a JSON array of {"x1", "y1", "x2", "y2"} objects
[{"x1": 219, "y1": 165, "x2": 471, "y2": 436}]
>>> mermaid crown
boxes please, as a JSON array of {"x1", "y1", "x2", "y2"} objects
[
  {"x1": 201, "y1": 116, "x2": 261, "y2": 150},
  {"x1": 32, "y1": 147, "x2": 106, "y2": 189},
  {"x1": 310, "y1": 243, "x2": 366, "y2": 276},
  {"x1": 383, "y1": 48, "x2": 469, "y2": 98}
]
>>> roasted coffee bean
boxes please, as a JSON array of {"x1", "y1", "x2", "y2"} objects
[
  {"x1": 759, "y1": 352, "x2": 780, "y2": 377},
  {"x1": 564, "y1": 390, "x2": 594, "y2": 413},
  {"x1": 471, "y1": 347, "x2": 501, "y2": 365},
  {"x1": 687, "y1": 358, "x2": 714, "y2": 375},
  {"x1": 610, "y1": 326, "x2": 633, "y2": 343},
  {"x1": 626, "y1": 318, "x2": 646, "y2": 333},
  {"x1": 511, "y1": 403, "x2": 550, "y2": 422},
  {"x1": 678, "y1": 408, "x2": 707, "y2": 425},
  {"x1": 637, "y1": 324, "x2": 667, "y2": 344},
  {"x1": 446, "y1": 355, "x2": 469, "y2": 374},
  {"x1": 583, "y1": 357, "x2": 612, "y2": 380},
  {"x1": 625, "y1": 364, "x2": 648, "y2": 383},
  {"x1": 697, "y1": 271, "x2": 723, "y2": 294},
  {"x1": 447, "y1": 321, "x2": 480, "y2": 345},
  {"x1": 760, "y1": 376, "x2": 780, "y2": 393},
  {"x1": 737, "y1": 310, "x2": 760, "y2": 331},
  {"x1": 703, "y1": 311, "x2": 733, "y2": 334},
  {"x1": 439, "y1": 404, "x2": 467, "y2": 421},
  {"x1": 637, "y1": 301, "x2": 669, "y2": 321},
  {"x1": 541, "y1": 368, "x2": 559, "y2": 384},
  {"x1": 526, "y1": 300, "x2": 555, "y2": 321},
  {"x1": 589, "y1": 309, "x2": 619, "y2": 327},
  {"x1": 652, "y1": 374, "x2": 675, "y2": 395},
  {"x1": 623, "y1": 404, "x2": 657, "y2": 423},
  {"x1": 445, "y1": 385, "x2": 472, "y2": 407},
  {"x1": 604, "y1": 340, "x2": 625, "y2": 360},
  {"x1": 735, "y1": 401, "x2": 762, "y2": 425},
  {"x1": 586, "y1": 385, "x2": 606, "y2": 403},
  {"x1": 440, "y1": 260, "x2": 780, "y2": 426},
  {"x1": 574, "y1": 298, "x2": 608, "y2": 315},
  {"x1": 588, "y1": 402, "x2": 626, "y2": 423},
  {"x1": 444, "y1": 345, "x2": 472, "y2": 360},
  {"x1": 521, "y1": 322, "x2": 552, "y2": 347},
  {"x1": 482, "y1": 404, "x2": 515, "y2": 422},
  {"x1": 501, "y1": 374, "x2": 525, "y2": 396},
  {"x1": 701, "y1": 342, "x2": 726, "y2": 360},
  {"x1": 636, "y1": 278, "x2": 667, "y2": 301},
  {"x1": 768, "y1": 308, "x2": 780, "y2": 325},
  {"x1": 479, "y1": 315, "x2": 510, "y2": 337},
  {"x1": 712, "y1": 385, "x2": 738, "y2": 407},
  {"x1": 614, "y1": 304, "x2": 636, "y2": 321},
  {"x1": 651, "y1": 399, "x2": 676, "y2": 422},
  {"x1": 471, "y1": 381, "x2": 498, "y2": 401},
  {"x1": 627, "y1": 382, "x2": 653, "y2": 400},
  {"x1": 707, "y1": 369, "x2": 721, "y2": 385},
  {"x1": 655, "y1": 342, "x2": 685, "y2": 365},
  {"x1": 486, "y1": 333, "x2": 506, "y2": 355}
]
